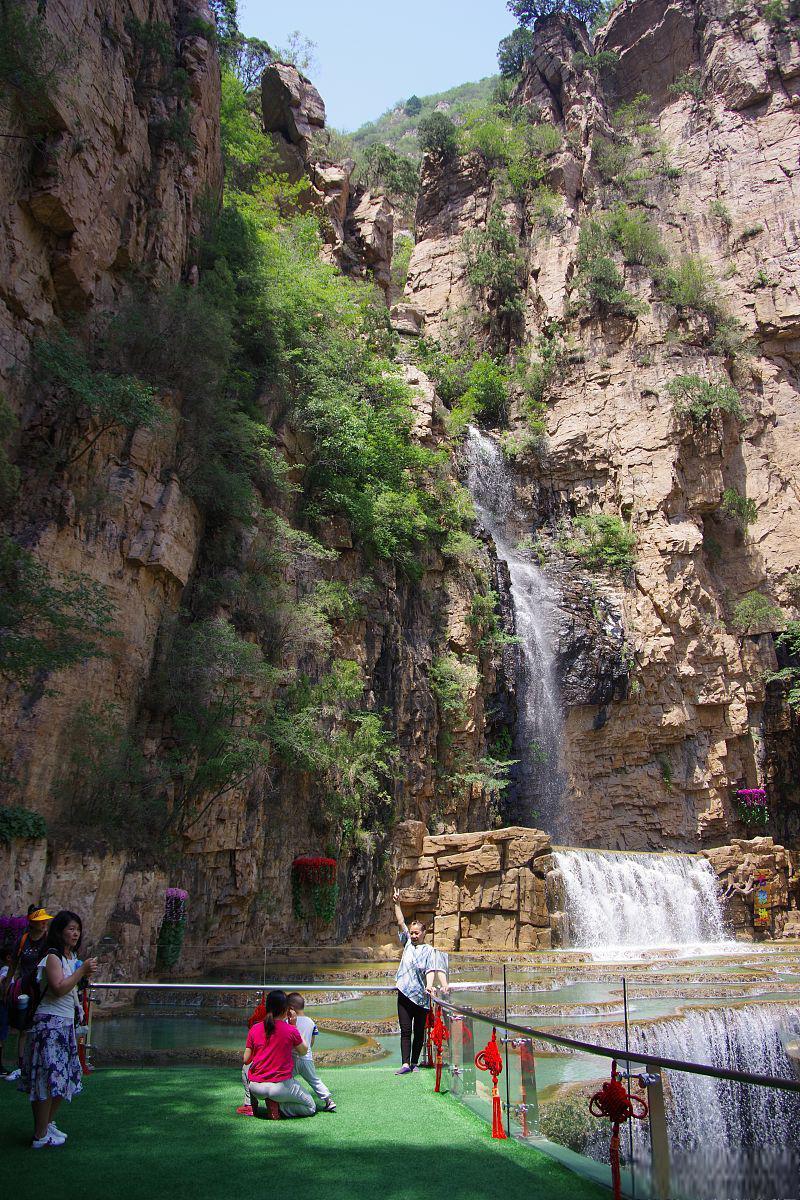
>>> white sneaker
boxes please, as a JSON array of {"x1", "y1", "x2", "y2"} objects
[
  {"x1": 32, "y1": 1133, "x2": 64, "y2": 1149},
  {"x1": 48, "y1": 1122, "x2": 67, "y2": 1140},
  {"x1": 5, "y1": 1068, "x2": 21, "y2": 1081}
]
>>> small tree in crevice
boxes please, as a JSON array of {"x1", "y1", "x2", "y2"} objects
[{"x1": 462, "y1": 204, "x2": 526, "y2": 347}]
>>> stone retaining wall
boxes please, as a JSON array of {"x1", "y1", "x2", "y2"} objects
[{"x1": 393, "y1": 821, "x2": 553, "y2": 952}]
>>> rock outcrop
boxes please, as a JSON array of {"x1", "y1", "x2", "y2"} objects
[{"x1": 260, "y1": 63, "x2": 394, "y2": 298}]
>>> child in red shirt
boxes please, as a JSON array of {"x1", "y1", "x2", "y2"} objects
[{"x1": 242, "y1": 990, "x2": 316, "y2": 1119}]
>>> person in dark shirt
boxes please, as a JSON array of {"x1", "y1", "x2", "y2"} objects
[{"x1": 4, "y1": 906, "x2": 53, "y2": 1082}]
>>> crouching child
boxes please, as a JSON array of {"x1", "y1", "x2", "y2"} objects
[{"x1": 287, "y1": 991, "x2": 336, "y2": 1112}]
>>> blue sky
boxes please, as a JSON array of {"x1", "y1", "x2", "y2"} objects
[{"x1": 238, "y1": 0, "x2": 517, "y2": 132}]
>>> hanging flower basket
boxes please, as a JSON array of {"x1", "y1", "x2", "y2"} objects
[
  {"x1": 735, "y1": 788, "x2": 769, "y2": 827},
  {"x1": 156, "y1": 888, "x2": 188, "y2": 969},
  {"x1": 291, "y1": 856, "x2": 338, "y2": 924}
]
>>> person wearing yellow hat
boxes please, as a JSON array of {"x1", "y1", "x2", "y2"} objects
[{"x1": 3, "y1": 905, "x2": 53, "y2": 1082}]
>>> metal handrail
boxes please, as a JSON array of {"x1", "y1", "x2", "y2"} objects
[
  {"x1": 436, "y1": 997, "x2": 800, "y2": 1094},
  {"x1": 87, "y1": 982, "x2": 396, "y2": 993}
]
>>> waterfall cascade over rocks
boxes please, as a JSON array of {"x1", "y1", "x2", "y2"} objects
[
  {"x1": 620, "y1": 1005, "x2": 800, "y2": 1197},
  {"x1": 464, "y1": 428, "x2": 566, "y2": 835},
  {"x1": 553, "y1": 848, "x2": 730, "y2": 953}
]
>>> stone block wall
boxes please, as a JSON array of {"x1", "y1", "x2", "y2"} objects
[{"x1": 393, "y1": 820, "x2": 553, "y2": 951}]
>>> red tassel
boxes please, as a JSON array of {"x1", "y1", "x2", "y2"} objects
[
  {"x1": 430, "y1": 1006, "x2": 449, "y2": 1093},
  {"x1": 491, "y1": 1083, "x2": 508, "y2": 1139},
  {"x1": 589, "y1": 1061, "x2": 649, "y2": 1200},
  {"x1": 476, "y1": 1029, "x2": 508, "y2": 1140}
]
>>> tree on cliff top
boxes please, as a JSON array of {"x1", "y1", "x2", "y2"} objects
[
  {"x1": 508, "y1": 0, "x2": 606, "y2": 26},
  {"x1": 497, "y1": 27, "x2": 536, "y2": 76}
]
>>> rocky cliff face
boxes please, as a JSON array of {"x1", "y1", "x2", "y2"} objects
[
  {"x1": 3, "y1": 0, "x2": 800, "y2": 970},
  {"x1": 0, "y1": 24, "x2": 505, "y2": 971},
  {"x1": 405, "y1": 0, "x2": 800, "y2": 852}
]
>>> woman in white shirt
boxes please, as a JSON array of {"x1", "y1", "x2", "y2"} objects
[{"x1": 19, "y1": 910, "x2": 97, "y2": 1149}]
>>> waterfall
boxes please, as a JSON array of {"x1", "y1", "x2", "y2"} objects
[
  {"x1": 464, "y1": 427, "x2": 566, "y2": 834},
  {"x1": 626, "y1": 1005, "x2": 800, "y2": 1197},
  {"x1": 554, "y1": 848, "x2": 730, "y2": 954}
]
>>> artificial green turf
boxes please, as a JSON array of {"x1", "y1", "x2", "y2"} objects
[{"x1": 0, "y1": 1067, "x2": 608, "y2": 1200}]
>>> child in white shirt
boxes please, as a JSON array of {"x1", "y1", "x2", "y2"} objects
[{"x1": 287, "y1": 991, "x2": 336, "y2": 1112}]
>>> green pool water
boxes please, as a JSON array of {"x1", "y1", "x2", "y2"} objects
[{"x1": 91, "y1": 1014, "x2": 364, "y2": 1055}]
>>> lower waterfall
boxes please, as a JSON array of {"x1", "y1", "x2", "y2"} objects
[
  {"x1": 622, "y1": 1005, "x2": 800, "y2": 1198},
  {"x1": 553, "y1": 848, "x2": 730, "y2": 953}
]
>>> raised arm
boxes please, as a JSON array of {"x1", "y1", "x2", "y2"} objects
[{"x1": 393, "y1": 887, "x2": 408, "y2": 935}]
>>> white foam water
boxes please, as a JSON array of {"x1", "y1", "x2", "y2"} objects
[{"x1": 553, "y1": 848, "x2": 733, "y2": 958}]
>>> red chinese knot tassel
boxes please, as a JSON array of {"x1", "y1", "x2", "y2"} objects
[
  {"x1": 475, "y1": 1027, "x2": 507, "y2": 1140},
  {"x1": 588, "y1": 1061, "x2": 649, "y2": 1200},
  {"x1": 431, "y1": 1005, "x2": 449, "y2": 1093}
]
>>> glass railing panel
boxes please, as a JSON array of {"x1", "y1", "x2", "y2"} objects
[
  {"x1": 657, "y1": 1069, "x2": 800, "y2": 1200},
  {"x1": 521, "y1": 1042, "x2": 634, "y2": 1195},
  {"x1": 506, "y1": 1035, "x2": 538, "y2": 1138},
  {"x1": 446, "y1": 1011, "x2": 464, "y2": 1100}
]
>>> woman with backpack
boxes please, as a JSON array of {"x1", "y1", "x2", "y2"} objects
[
  {"x1": 242, "y1": 989, "x2": 316, "y2": 1119},
  {"x1": 19, "y1": 910, "x2": 97, "y2": 1149},
  {"x1": 3, "y1": 905, "x2": 52, "y2": 1082}
]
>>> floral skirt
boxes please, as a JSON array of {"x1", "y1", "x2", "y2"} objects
[{"x1": 19, "y1": 1014, "x2": 82, "y2": 1103}]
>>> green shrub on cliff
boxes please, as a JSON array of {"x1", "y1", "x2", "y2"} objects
[
  {"x1": 430, "y1": 653, "x2": 480, "y2": 723},
  {"x1": 418, "y1": 111, "x2": 459, "y2": 158},
  {"x1": 0, "y1": 805, "x2": 47, "y2": 844},
  {"x1": 655, "y1": 255, "x2": 722, "y2": 319},
  {"x1": 34, "y1": 330, "x2": 164, "y2": 466},
  {"x1": 606, "y1": 204, "x2": 667, "y2": 268},
  {"x1": 769, "y1": 620, "x2": 800, "y2": 711},
  {"x1": 721, "y1": 487, "x2": 758, "y2": 529},
  {"x1": 459, "y1": 104, "x2": 560, "y2": 197},
  {"x1": 573, "y1": 219, "x2": 643, "y2": 318},
  {"x1": 668, "y1": 374, "x2": 743, "y2": 429},
  {"x1": 560, "y1": 514, "x2": 637, "y2": 577},
  {"x1": 462, "y1": 204, "x2": 526, "y2": 340},
  {"x1": 508, "y1": 0, "x2": 607, "y2": 26},
  {"x1": 497, "y1": 27, "x2": 536, "y2": 76},
  {"x1": 731, "y1": 592, "x2": 784, "y2": 633},
  {"x1": 0, "y1": 1, "x2": 70, "y2": 127},
  {"x1": 0, "y1": 533, "x2": 115, "y2": 690}
]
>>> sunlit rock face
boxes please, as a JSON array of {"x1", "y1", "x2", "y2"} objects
[{"x1": 406, "y1": 0, "x2": 800, "y2": 853}]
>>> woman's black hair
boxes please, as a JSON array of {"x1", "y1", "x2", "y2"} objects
[
  {"x1": 263, "y1": 989, "x2": 288, "y2": 1040},
  {"x1": 47, "y1": 911, "x2": 83, "y2": 957}
]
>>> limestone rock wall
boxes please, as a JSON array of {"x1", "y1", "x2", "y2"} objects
[
  {"x1": 0, "y1": 0, "x2": 221, "y2": 966},
  {"x1": 404, "y1": 0, "x2": 800, "y2": 851}
]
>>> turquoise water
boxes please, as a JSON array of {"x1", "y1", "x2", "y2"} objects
[{"x1": 91, "y1": 1015, "x2": 363, "y2": 1054}]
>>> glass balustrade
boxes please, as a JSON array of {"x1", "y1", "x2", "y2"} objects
[{"x1": 435, "y1": 995, "x2": 800, "y2": 1200}]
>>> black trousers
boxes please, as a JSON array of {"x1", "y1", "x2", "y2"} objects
[{"x1": 397, "y1": 989, "x2": 428, "y2": 1066}]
